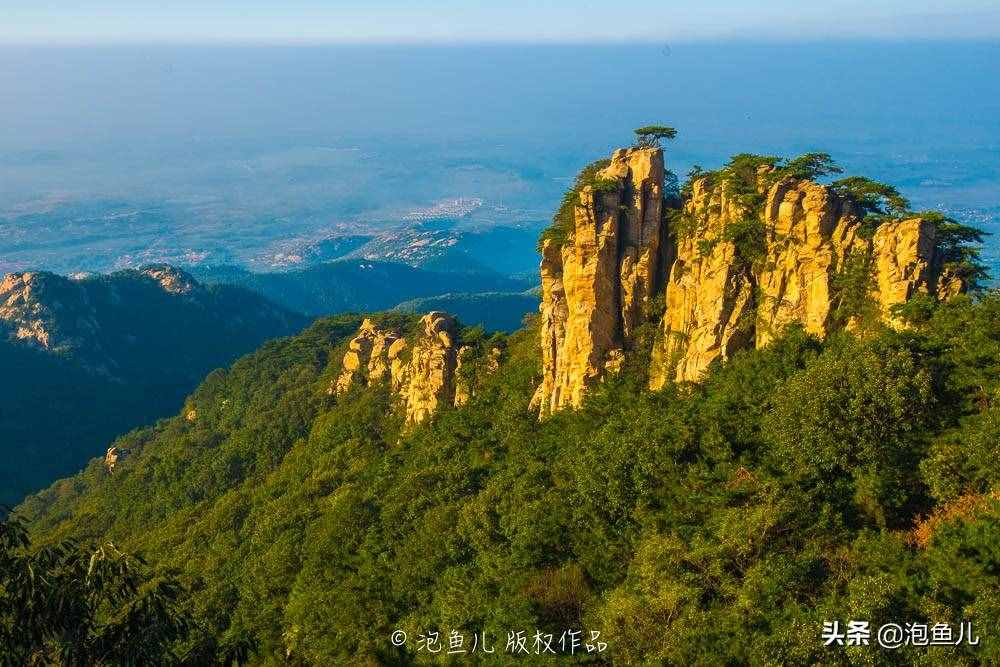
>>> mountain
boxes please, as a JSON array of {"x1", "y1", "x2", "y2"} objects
[
  {"x1": 393, "y1": 290, "x2": 539, "y2": 332},
  {"x1": 534, "y1": 146, "x2": 974, "y2": 413},
  {"x1": 0, "y1": 265, "x2": 307, "y2": 504},
  {"x1": 190, "y1": 259, "x2": 534, "y2": 317},
  {"x1": 9, "y1": 143, "x2": 999, "y2": 665}
]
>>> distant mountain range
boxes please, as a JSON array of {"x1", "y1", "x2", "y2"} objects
[
  {"x1": 190, "y1": 259, "x2": 536, "y2": 317},
  {"x1": 0, "y1": 259, "x2": 540, "y2": 505},
  {"x1": 0, "y1": 265, "x2": 308, "y2": 504}
]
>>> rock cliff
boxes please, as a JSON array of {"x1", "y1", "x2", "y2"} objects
[
  {"x1": 650, "y1": 174, "x2": 958, "y2": 385},
  {"x1": 0, "y1": 271, "x2": 101, "y2": 356},
  {"x1": 532, "y1": 147, "x2": 667, "y2": 415},
  {"x1": 333, "y1": 311, "x2": 497, "y2": 425},
  {"x1": 332, "y1": 318, "x2": 403, "y2": 395},
  {"x1": 534, "y1": 146, "x2": 969, "y2": 413}
]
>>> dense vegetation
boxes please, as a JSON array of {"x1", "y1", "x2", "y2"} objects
[
  {"x1": 0, "y1": 269, "x2": 307, "y2": 505},
  {"x1": 1, "y1": 512, "x2": 209, "y2": 665},
  {"x1": 9, "y1": 282, "x2": 1000, "y2": 663}
]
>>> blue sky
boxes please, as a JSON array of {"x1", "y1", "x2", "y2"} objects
[{"x1": 3, "y1": 1, "x2": 999, "y2": 44}]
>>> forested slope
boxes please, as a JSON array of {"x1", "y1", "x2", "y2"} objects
[{"x1": 14, "y1": 293, "x2": 1000, "y2": 664}]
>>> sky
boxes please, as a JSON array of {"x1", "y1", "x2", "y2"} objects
[{"x1": 2, "y1": 1, "x2": 1000, "y2": 44}]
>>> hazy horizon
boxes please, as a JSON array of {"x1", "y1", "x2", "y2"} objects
[
  {"x1": 1, "y1": 40, "x2": 998, "y2": 277},
  {"x1": 3, "y1": 1, "x2": 999, "y2": 44}
]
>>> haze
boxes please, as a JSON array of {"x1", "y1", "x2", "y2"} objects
[{"x1": 2, "y1": 1, "x2": 999, "y2": 44}]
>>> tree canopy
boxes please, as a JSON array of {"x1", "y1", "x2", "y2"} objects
[
  {"x1": 0, "y1": 512, "x2": 204, "y2": 665},
  {"x1": 633, "y1": 125, "x2": 678, "y2": 148}
]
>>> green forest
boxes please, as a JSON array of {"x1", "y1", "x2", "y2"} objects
[{"x1": 5, "y1": 288, "x2": 1000, "y2": 664}]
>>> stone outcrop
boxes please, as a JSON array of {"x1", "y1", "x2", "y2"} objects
[
  {"x1": 650, "y1": 175, "x2": 957, "y2": 385},
  {"x1": 532, "y1": 146, "x2": 666, "y2": 415},
  {"x1": 869, "y1": 218, "x2": 944, "y2": 325},
  {"x1": 398, "y1": 312, "x2": 460, "y2": 424},
  {"x1": 334, "y1": 311, "x2": 493, "y2": 425},
  {"x1": 332, "y1": 318, "x2": 403, "y2": 395},
  {"x1": 140, "y1": 264, "x2": 197, "y2": 295},
  {"x1": 0, "y1": 271, "x2": 103, "y2": 359},
  {"x1": 651, "y1": 174, "x2": 760, "y2": 386},
  {"x1": 534, "y1": 145, "x2": 968, "y2": 412},
  {"x1": 104, "y1": 446, "x2": 129, "y2": 472}
]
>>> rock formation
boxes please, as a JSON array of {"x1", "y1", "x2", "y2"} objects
[
  {"x1": 400, "y1": 312, "x2": 461, "y2": 424},
  {"x1": 332, "y1": 318, "x2": 403, "y2": 395},
  {"x1": 650, "y1": 175, "x2": 957, "y2": 385},
  {"x1": 0, "y1": 271, "x2": 100, "y2": 355},
  {"x1": 334, "y1": 311, "x2": 488, "y2": 425},
  {"x1": 104, "y1": 446, "x2": 129, "y2": 472},
  {"x1": 532, "y1": 146, "x2": 667, "y2": 415},
  {"x1": 140, "y1": 264, "x2": 197, "y2": 295},
  {"x1": 534, "y1": 145, "x2": 969, "y2": 413}
]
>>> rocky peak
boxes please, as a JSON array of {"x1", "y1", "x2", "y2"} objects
[
  {"x1": 532, "y1": 146, "x2": 667, "y2": 415},
  {"x1": 332, "y1": 318, "x2": 403, "y2": 395},
  {"x1": 1, "y1": 265, "x2": 305, "y2": 381},
  {"x1": 400, "y1": 312, "x2": 460, "y2": 424},
  {"x1": 334, "y1": 311, "x2": 494, "y2": 425},
  {"x1": 140, "y1": 265, "x2": 198, "y2": 295},
  {"x1": 534, "y1": 145, "x2": 971, "y2": 413},
  {"x1": 650, "y1": 173, "x2": 958, "y2": 385},
  {"x1": 0, "y1": 271, "x2": 99, "y2": 354}
]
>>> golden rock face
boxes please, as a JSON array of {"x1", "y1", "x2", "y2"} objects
[
  {"x1": 333, "y1": 312, "x2": 469, "y2": 425},
  {"x1": 869, "y1": 218, "x2": 941, "y2": 325},
  {"x1": 535, "y1": 146, "x2": 964, "y2": 412},
  {"x1": 754, "y1": 178, "x2": 863, "y2": 348},
  {"x1": 400, "y1": 312, "x2": 460, "y2": 425},
  {"x1": 332, "y1": 318, "x2": 399, "y2": 395},
  {"x1": 653, "y1": 177, "x2": 949, "y2": 385},
  {"x1": 532, "y1": 147, "x2": 666, "y2": 416},
  {"x1": 651, "y1": 175, "x2": 758, "y2": 388},
  {"x1": 334, "y1": 146, "x2": 963, "y2": 421}
]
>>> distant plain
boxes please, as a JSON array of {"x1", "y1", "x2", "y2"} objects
[{"x1": 1, "y1": 41, "x2": 997, "y2": 278}]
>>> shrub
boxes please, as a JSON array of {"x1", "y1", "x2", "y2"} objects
[{"x1": 537, "y1": 159, "x2": 613, "y2": 252}]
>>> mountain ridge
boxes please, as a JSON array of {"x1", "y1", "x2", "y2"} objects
[
  {"x1": 533, "y1": 146, "x2": 982, "y2": 414},
  {"x1": 0, "y1": 265, "x2": 309, "y2": 503}
]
